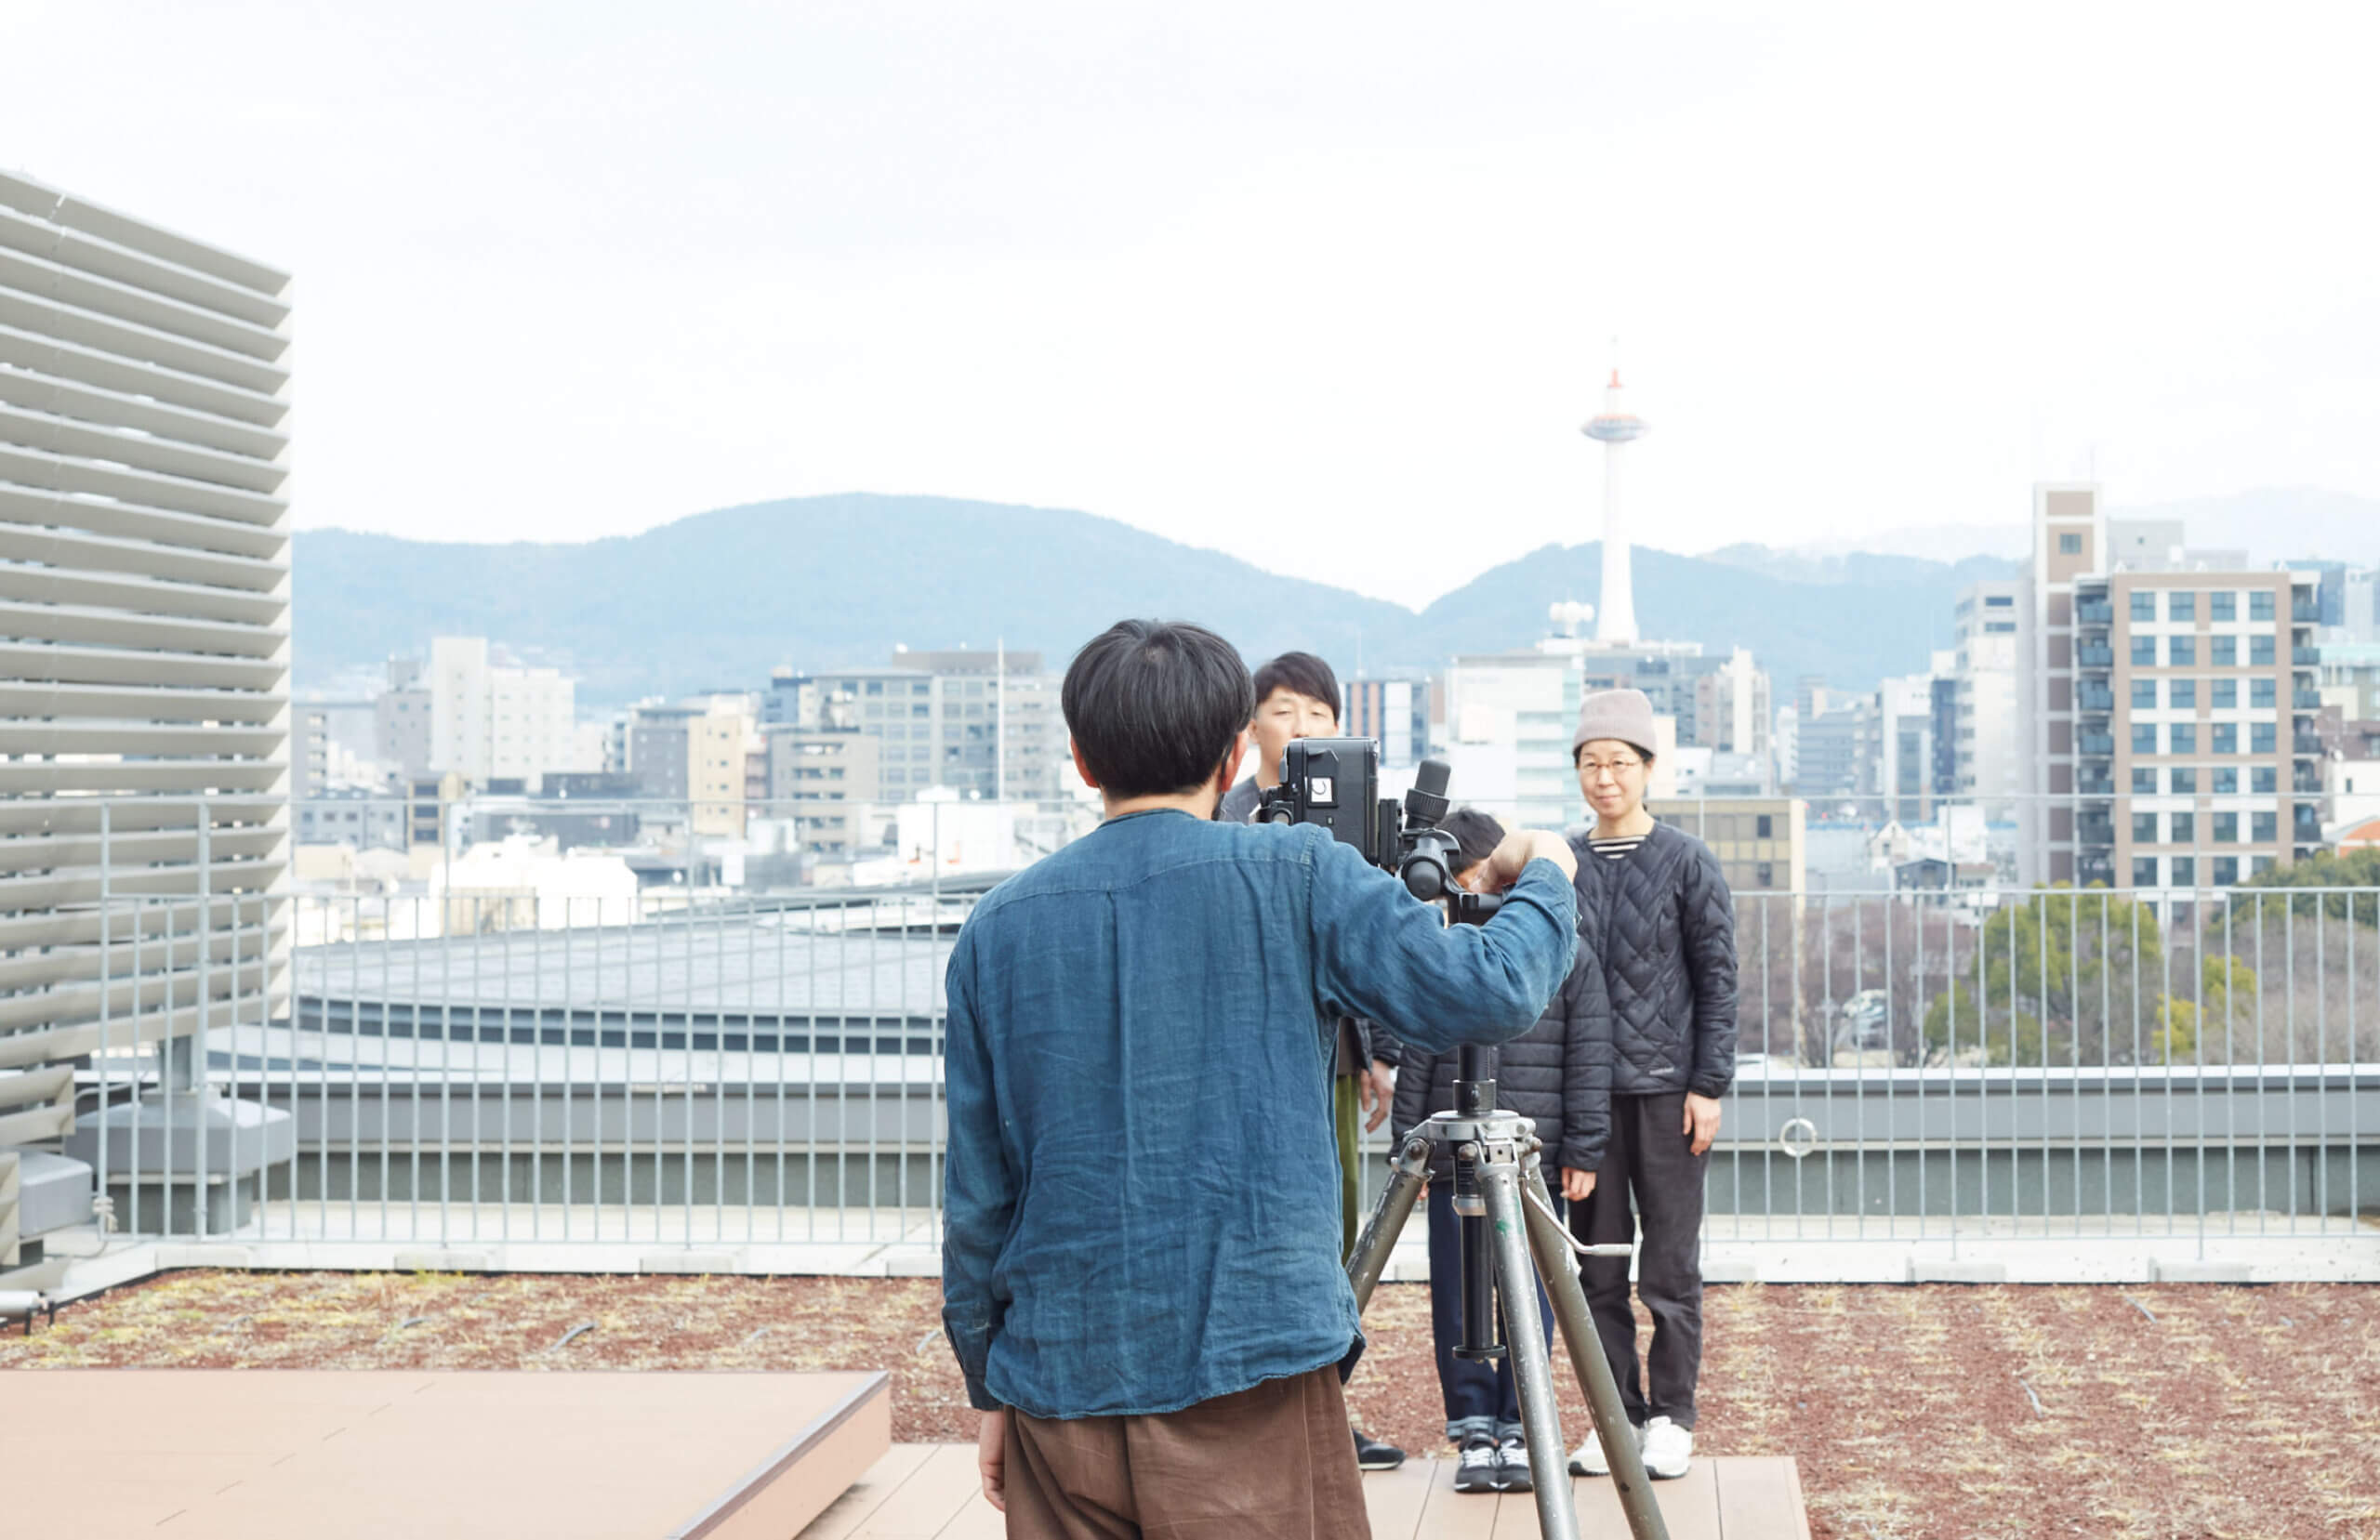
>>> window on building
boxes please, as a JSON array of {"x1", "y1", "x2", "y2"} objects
[
  {"x1": 2132, "y1": 768, "x2": 2158, "y2": 793},
  {"x1": 2131, "y1": 637, "x2": 2157, "y2": 665},
  {"x1": 2169, "y1": 636, "x2": 2197, "y2": 666},
  {"x1": 2132, "y1": 724, "x2": 2158, "y2": 753},
  {"x1": 2214, "y1": 811, "x2": 2239, "y2": 842},
  {"x1": 2132, "y1": 679, "x2": 2158, "y2": 707},
  {"x1": 2252, "y1": 811, "x2": 2278, "y2": 842},
  {"x1": 2252, "y1": 853, "x2": 2277, "y2": 875},
  {"x1": 2250, "y1": 636, "x2": 2275, "y2": 666},
  {"x1": 2132, "y1": 812, "x2": 2157, "y2": 843},
  {"x1": 866, "y1": 680, "x2": 884, "y2": 695},
  {"x1": 2210, "y1": 591, "x2": 2236, "y2": 622},
  {"x1": 2212, "y1": 636, "x2": 2238, "y2": 666},
  {"x1": 2212, "y1": 723, "x2": 2237, "y2": 755},
  {"x1": 2213, "y1": 768, "x2": 2238, "y2": 794},
  {"x1": 2252, "y1": 766, "x2": 2276, "y2": 794},
  {"x1": 1755, "y1": 862, "x2": 1774, "y2": 888},
  {"x1": 2171, "y1": 856, "x2": 2197, "y2": 888},
  {"x1": 2130, "y1": 590, "x2": 2157, "y2": 621},
  {"x1": 1755, "y1": 813, "x2": 1773, "y2": 838},
  {"x1": 2170, "y1": 592, "x2": 2197, "y2": 622},
  {"x1": 1984, "y1": 621, "x2": 2015, "y2": 634},
  {"x1": 2213, "y1": 855, "x2": 2239, "y2": 887},
  {"x1": 2170, "y1": 768, "x2": 2197, "y2": 794},
  {"x1": 2170, "y1": 723, "x2": 2197, "y2": 753},
  {"x1": 2171, "y1": 811, "x2": 2196, "y2": 843},
  {"x1": 2061, "y1": 533, "x2": 2083, "y2": 555},
  {"x1": 2170, "y1": 679, "x2": 2197, "y2": 708},
  {"x1": 2133, "y1": 857, "x2": 2158, "y2": 888},
  {"x1": 2250, "y1": 678, "x2": 2275, "y2": 708},
  {"x1": 2211, "y1": 679, "x2": 2237, "y2": 708},
  {"x1": 2250, "y1": 590, "x2": 2275, "y2": 622},
  {"x1": 2251, "y1": 722, "x2": 2276, "y2": 754}
]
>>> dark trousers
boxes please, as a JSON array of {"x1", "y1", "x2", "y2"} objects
[
  {"x1": 1571, "y1": 1091, "x2": 1709, "y2": 1430},
  {"x1": 1425, "y1": 1180, "x2": 1559, "y2": 1442},
  {"x1": 1005, "y1": 1366, "x2": 1371, "y2": 1540}
]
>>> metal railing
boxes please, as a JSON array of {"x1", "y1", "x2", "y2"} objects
[{"x1": 57, "y1": 878, "x2": 2378, "y2": 1254}]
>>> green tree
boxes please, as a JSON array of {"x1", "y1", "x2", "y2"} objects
[
  {"x1": 2229, "y1": 849, "x2": 2380, "y2": 926},
  {"x1": 1924, "y1": 885, "x2": 2166, "y2": 1067}
]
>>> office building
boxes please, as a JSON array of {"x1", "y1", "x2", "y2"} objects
[
  {"x1": 628, "y1": 694, "x2": 760, "y2": 837},
  {"x1": 2016, "y1": 483, "x2": 2321, "y2": 897},
  {"x1": 763, "y1": 727, "x2": 885, "y2": 861},
  {"x1": 1661, "y1": 798, "x2": 1806, "y2": 896},
  {"x1": 0, "y1": 170, "x2": 295, "y2": 1261},
  {"x1": 1342, "y1": 675, "x2": 1432, "y2": 768},
  {"x1": 1691, "y1": 648, "x2": 1771, "y2": 757},
  {"x1": 421, "y1": 636, "x2": 581, "y2": 786},
  {"x1": 775, "y1": 651, "x2": 1060, "y2": 803}
]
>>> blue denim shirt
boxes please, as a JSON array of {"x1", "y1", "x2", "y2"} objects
[{"x1": 941, "y1": 809, "x2": 1579, "y2": 1419}]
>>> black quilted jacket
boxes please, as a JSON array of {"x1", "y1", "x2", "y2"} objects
[
  {"x1": 1390, "y1": 949, "x2": 1612, "y2": 1178},
  {"x1": 1569, "y1": 821, "x2": 1739, "y2": 1099}
]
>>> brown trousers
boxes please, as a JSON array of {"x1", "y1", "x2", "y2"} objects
[{"x1": 1003, "y1": 1367, "x2": 1371, "y2": 1540}]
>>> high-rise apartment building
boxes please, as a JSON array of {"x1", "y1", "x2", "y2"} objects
[
  {"x1": 2016, "y1": 483, "x2": 2321, "y2": 896},
  {"x1": 1950, "y1": 580, "x2": 2022, "y2": 816},
  {"x1": 628, "y1": 694, "x2": 760, "y2": 837},
  {"x1": 762, "y1": 727, "x2": 883, "y2": 860},
  {"x1": 1, "y1": 171, "x2": 294, "y2": 1256},
  {"x1": 1691, "y1": 648, "x2": 1771, "y2": 757}
]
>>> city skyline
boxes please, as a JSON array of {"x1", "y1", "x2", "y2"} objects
[{"x1": 8, "y1": 4, "x2": 2380, "y2": 606}]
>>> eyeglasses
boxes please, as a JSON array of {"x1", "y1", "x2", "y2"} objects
[{"x1": 1579, "y1": 758, "x2": 1644, "y2": 778}]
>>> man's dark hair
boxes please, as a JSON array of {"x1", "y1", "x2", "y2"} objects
[
  {"x1": 1441, "y1": 806, "x2": 1506, "y2": 877},
  {"x1": 1251, "y1": 652, "x2": 1342, "y2": 721},
  {"x1": 1063, "y1": 620, "x2": 1255, "y2": 798}
]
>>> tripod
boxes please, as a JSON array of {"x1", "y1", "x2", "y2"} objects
[{"x1": 1344, "y1": 1042, "x2": 1672, "y2": 1540}]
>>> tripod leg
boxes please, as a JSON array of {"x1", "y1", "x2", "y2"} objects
[
  {"x1": 1345, "y1": 1137, "x2": 1429, "y2": 1312},
  {"x1": 1520, "y1": 1158, "x2": 1672, "y2": 1540},
  {"x1": 1478, "y1": 1163, "x2": 1580, "y2": 1538}
]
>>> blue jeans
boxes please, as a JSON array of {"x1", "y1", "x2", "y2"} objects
[{"x1": 1426, "y1": 1180, "x2": 1560, "y2": 1443}]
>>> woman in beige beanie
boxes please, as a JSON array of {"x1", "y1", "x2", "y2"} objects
[{"x1": 1562, "y1": 688, "x2": 1738, "y2": 1482}]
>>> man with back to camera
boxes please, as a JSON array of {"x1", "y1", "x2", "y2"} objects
[
  {"x1": 1219, "y1": 650, "x2": 1405, "y2": 1472},
  {"x1": 942, "y1": 620, "x2": 1582, "y2": 1537}
]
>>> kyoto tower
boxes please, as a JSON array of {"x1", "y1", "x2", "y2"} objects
[{"x1": 1581, "y1": 367, "x2": 1648, "y2": 644}]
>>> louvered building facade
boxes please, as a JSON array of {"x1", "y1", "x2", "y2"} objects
[{"x1": 0, "y1": 171, "x2": 291, "y2": 1270}]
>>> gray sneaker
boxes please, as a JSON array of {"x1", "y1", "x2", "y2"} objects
[{"x1": 1567, "y1": 1422, "x2": 1640, "y2": 1478}]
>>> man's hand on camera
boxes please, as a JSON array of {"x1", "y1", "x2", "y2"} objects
[
  {"x1": 977, "y1": 1408, "x2": 1008, "y2": 1511},
  {"x1": 1560, "y1": 1166, "x2": 1597, "y2": 1203},
  {"x1": 1358, "y1": 1060, "x2": 1395, "y2": 1132},
  {"x1": 1479, "y1": 829, "x2": 1579, "y2": 888}
]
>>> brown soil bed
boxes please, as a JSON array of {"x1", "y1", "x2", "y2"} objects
[{"x1": 6, "y1": 1273, "x2": 2375, "y2": 1538}]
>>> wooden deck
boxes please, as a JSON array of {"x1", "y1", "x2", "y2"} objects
[
  {"x1": 0, "y1": 1369, "x2": 891, "y2": 1539},
  {"x1": 803, "y1": 1444, "x2": 1811, "y2": 1540}
]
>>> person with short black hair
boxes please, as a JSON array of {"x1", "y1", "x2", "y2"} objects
[
  {"x1": 1217, "y1": 648, "x2": 1407, "y2": 1471},
  {"x1": 1561, "y1": 688, "x2": 1738, "y2": 1483},
  {"x1": 944, "y1": 619, "x2": 1583, "y2": 1535},
  {"x1": 1392, "y1": 807, "x2": 1612, "y2": 1494}
]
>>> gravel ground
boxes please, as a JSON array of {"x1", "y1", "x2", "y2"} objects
[{"x1": 6, "y1": 1272, "x2": 2376, "y2": 1539}]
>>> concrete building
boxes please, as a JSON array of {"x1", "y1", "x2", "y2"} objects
[
  {"x1": 1661, "y1": 798, "x2": 1806, "y2": 896},
  {"x1": 1692, "y1": 647, "x2": 1771, "y2": 757},
  {"x1": 419, "y1": 636, "x2": 581, "y2": 787},
  {"x1": 2317, "y1": 640, "x2": 2380, "y2": 721},
  {"x1": 785, "y1": 651, "x2": 1060, "y2": 803},
  {"x1": 1342, "y1": 675, "x2": 1432, "y2": 769},
  {"x1": 1441, "y1": 649, "x2": 1580, "y2": 827},
  {"x1": 0, "y1": 170, "x2": 296, "y2": 1261},
  {"x1": 2016, "y1": 483, "x2": 2322, "y2": 898},
  {"x1": 1950, "y1": 580, "x2": 2023, "y2": 818},
  {"x1": 763, "y1": 726, "x2": 884, "y2": 860},
  {"x1": 1875, "y1": 655, "x2": 1954, "y2": 823},
  {"x1": 1793, "y1": 698, "x2": 1879, "y2": 809},
  {"x1": 628, "y1": 694, "x2": 760, "y2": 837}
]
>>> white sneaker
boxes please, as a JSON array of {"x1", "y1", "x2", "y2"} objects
[
  {"x1": 1640, "y1": 1416, "x2": 1692, "y2": 1479},
  {"x1": 1567, "y1": 1423, "x2": 1639, "y2": 1477}
]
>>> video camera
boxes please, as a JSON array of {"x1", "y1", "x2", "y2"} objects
[{"x1": 1256, "y1": 740, "x2": 1499, "y2": 923}]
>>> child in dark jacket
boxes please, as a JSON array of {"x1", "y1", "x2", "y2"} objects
[{"x1": 1391, "y1": 807, "x2": 1612, "y2": 1495}]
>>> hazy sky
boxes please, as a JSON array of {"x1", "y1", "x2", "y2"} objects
[{"x1": 9, "y1": 2, "x2": 2379, "y2": 606}]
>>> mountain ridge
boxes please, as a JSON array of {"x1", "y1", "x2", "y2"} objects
[{"x1": 293, "y1": 493, "x2": 2019, "y2": 706}]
